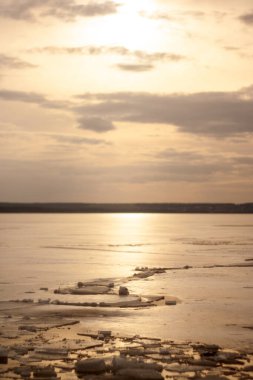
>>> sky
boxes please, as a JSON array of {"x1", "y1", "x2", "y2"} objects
[{"x1": 0, "y1": 0, "x2": 253, "y2": 203}]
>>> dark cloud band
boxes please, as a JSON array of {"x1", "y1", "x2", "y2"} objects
[
  {"x1": 76, "y1": 88, "x2": 253, "y2": 136},
  {"x1": 1, "y1": 86, "x2": 253, "y2": 137},
  {"x1": 0, "y1": 0, "x2": 119, "y2": 22}
]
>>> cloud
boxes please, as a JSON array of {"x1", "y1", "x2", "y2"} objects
[
  {"x1": 0, "y1": 131, "x2": 108, "y2": 145},
  {"x1": 67, "y1": 159, "x2": 231, "y2": 184},
  {"x1": 231, "y1": 155, "x2": 253, "y2": 166},
  {"x1": 0, "y1": 89, "x2": 71, "y2": 110},
  {"x1": 30, "y1": 46, "x2": 125, "y2": 55},
  {"x1": 76, "y1": 87, "x2": 253, "y2": 136},
  {"x1": 141, "y1": 10, "x2": 206, "y2": 22},
  {"x1": 141, "y1": 9, "x2": 227, "y2": 23},
  {"x1": 94, "y1": 151, "x2": 253, "y2": 184},
  {"x1": 132, "y1": 161, "x2": 227, "y2": 183},
  {"x1": 0, "y1": 89, "x2": 47, "y2": 103},
  {"x1": 156, "y1": 149, "x2": 205, "y2": 162},
  {"x1": 1, "y1": 155, "x2": 252, "y2": 202},
  {"x1": 133, "y1": 51, "x2": 184, "y2": 62},
  {"x1": 78, "y1": 116, "x2": 115, "y2": 132},
  {"x1": 31, "y1": 45, "x2": 185, "y2": 61},
  {"x1": 0, "y1": 53, "x2": 37, "y2": 69},
  {"x1": 115, "y1": 63, "x2": 154, "y2": 72},
  {"x1": 29, "y1": 45, "x2": 186, "y2": 71},
  {"x1": 222, "y1": 45, "x2": 252, "y2": 60},
  {"x1": 49, "y1": 133, "x2": 107, "y2": 145},
  {"x1": 0, "y1": 0, "x2": 119, "y2": 22},
  {"x1": 223, "y1": 46, "x2": 240, "y2": 52},
  {"x1": 239, "y1": 11, "x2": 253, "y2": 25},
  {"x1": 1, "y1": 86, "x2": 253, "y2": 137},
  {"x1": 0, "y1": 89, "x2": 114, "y2": 134}
]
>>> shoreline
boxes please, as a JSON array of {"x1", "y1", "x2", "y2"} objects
[
  {"x1": 0, "y1": 301, "x2": 253, "y2": 380},
  {"x1": 1, "y1": 265, "x2": 253, "y2": 379}
]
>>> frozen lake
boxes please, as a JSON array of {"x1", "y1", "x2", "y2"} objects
[{"x1": 0, "y1": 213, "x2": 253, "y2": 348}]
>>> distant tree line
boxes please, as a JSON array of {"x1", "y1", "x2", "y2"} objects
[{"x1": 0, "y1": 202, "x2": 253, "y2": 213}]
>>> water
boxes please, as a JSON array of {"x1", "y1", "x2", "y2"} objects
[{"x1": 0, "y1": 213, "x2": 253, "y2": 348}]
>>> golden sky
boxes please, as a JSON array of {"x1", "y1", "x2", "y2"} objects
[{"x1": 0, "y1": 0, "x2": 253, "y2": 202}]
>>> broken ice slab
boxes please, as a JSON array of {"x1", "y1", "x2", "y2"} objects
[
  {"x1": 33, "y1": 365, "x2": 58, "y2": 378},
  {"x1": 0, "y1": 347, "x2": 8, "y2": 364},
  {"x1": 165, "y1": 300, "x2": 177, "y2": 306},
  {"x1": 17, "y1": 319, "x2": 79, "y2": 333},
  {"x1": 31, "y1": 347, "x2": 69, "y2": 360},
  {"x1": 98, "y1": 330, "x2": 112, "y2": 338},
  {"x1": 55, "y1": 279, "x2": 115, "y2": 295}
]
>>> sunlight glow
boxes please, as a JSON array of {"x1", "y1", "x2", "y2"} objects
[
  {"x1": 74, "y1": 0, "x2": 159, "y2": 50},
  {"x1": 115, "y1": 213, "x2": 148, "y2": 221}
]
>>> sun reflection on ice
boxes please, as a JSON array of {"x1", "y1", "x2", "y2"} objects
[
  {"x1": 108, "y1": 213, "x2": 155, "y2": 260},
  {"x1": 109, "y1": 213, "x2": 150, "y2": 243}
]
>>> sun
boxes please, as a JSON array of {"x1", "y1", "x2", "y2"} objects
[{"x1": 73, "y1": 0, "x2": 159, "y2": 51}]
